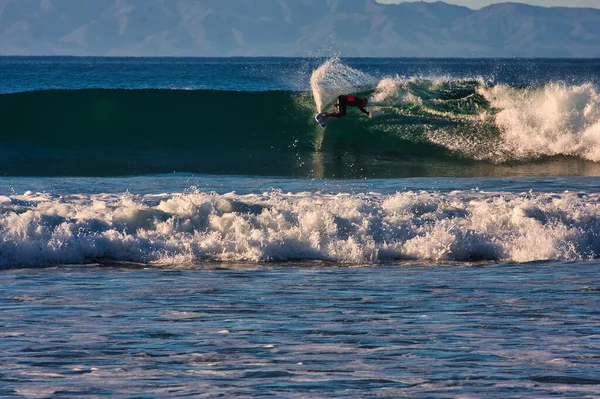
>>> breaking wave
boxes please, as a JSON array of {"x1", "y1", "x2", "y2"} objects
[
  {"x1": 1, "y1": 59, "x2": 599, "y2": 177},
  {"x1": 2, "y1": 189, "x2": 600, "y2": 267}
]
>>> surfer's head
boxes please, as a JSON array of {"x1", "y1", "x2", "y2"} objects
[{"x1": 360, "y1": 97, "x2": 368, "y2": 106}]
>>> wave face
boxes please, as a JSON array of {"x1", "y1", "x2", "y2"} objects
[
  {"x1": 0, "y1": 89, "x2": 318, "y2": 176},
  {"x1": 2, "y1": 189, "x2": 600, "y2": 267},
  {"x1": 2, "y1": 59, "x2": 600, "y2": 177}
]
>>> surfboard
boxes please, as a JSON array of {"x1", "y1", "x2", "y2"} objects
[{"x1": 315, "y1": 112, "x2": 328, "y2": 128}]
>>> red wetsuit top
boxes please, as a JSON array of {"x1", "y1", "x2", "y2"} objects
[{"x1": 345, "y1": 96, "x2": 362, "y2": 106}]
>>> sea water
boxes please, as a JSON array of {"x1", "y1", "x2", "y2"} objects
[{"x1": 0, "y1": 57, "x2": 599, "y2": 397}]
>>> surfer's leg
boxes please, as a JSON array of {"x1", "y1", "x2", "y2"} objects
[{"x1": 337, "y1": 95, "x2": 347, "y2": 116}]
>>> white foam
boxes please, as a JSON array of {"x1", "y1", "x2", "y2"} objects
[
  {"x1": 424, "y1": 81, "x2": 600, "y2": 162},
  {"x1": 479, "y1": 82, "x2": 600, "y2": 161},
  {"x1": 370, "y1": 74, "x2": 478, "y2": 105},
  {"x1": 2, "y1": 189, "x2": 600, "y2": 266}
]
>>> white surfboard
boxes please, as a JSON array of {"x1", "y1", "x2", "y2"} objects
[{"x1": 315, "y1": 112, "x2": 328, "y2": 128}]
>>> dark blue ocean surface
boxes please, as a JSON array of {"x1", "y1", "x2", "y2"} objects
[
  {"x1": 1, "y1": 57, "x2": 600, "y2": 397},
  {"x1": 2, "y1": 57, "x2": 599, "y2": 93}
]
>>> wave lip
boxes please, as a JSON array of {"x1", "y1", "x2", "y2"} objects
[{"x1": 2, "y1": 190, "x2": 600, "y2": 267}]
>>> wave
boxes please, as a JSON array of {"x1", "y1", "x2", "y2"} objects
[
  {"x1": 0, "y1": 86, "x2": 476, "y2": 177},
  {"x1": 0, "y1": 88, "x2": 313, "y2": 148},
  {"x1": 2, "y1": 189, "x2": 600, "y2": 267},
  {"x1": 311, "y1": 58, "x2": 600, "y2": 164},
  {"x1": 1, "y1": 60, "x2": 600, "y2": 177},
  {"x1": 0, "y1": 88, "x2": 320, "y2": 176}
]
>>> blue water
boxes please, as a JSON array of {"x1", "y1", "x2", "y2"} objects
[
  {"x1": 2, "y1": 57, "x2": 599, "y2": 94},
  {"x1": 2, "y1": 263, "x2": 599, "y2": 398},
  {"x1": 1, "y1": 57, "x2": 600, "y2": 397}
]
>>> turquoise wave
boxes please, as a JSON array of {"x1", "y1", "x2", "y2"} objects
[{"x1": 0, "y1": 86, "x2": 592, "y2": 178}]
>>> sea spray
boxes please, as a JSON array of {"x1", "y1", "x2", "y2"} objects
[{"x1": 310, "y1": 58, "x2": 376, "y2": 112}]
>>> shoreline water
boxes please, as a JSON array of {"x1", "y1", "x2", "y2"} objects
[{"x1": 2, "y1": 262, "x2": 599, "y2": 397}]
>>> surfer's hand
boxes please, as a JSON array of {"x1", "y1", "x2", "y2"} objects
[{"x1": 368, "y1": 113, "x2": 373, "y2": 118}]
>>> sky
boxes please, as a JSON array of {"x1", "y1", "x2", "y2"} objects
[{"x1": 376, "y1": 0, "x2": 600, "y2": 8}]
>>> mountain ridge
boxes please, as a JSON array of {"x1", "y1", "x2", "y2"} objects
[{"x1": 1, "y1": 0, "x2": 599, "y2": 57}]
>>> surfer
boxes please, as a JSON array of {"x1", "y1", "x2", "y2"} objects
[
  {"x1": 315, "y1": 95, "x2": 372, "y2": 127},
  {"x1": 327, "y1": 95, "x2": 372, "y2": 118}
]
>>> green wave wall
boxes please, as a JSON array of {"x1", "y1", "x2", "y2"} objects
[
  {"x1": 0, "y1": 88, "x2": 465, "y2": 177},
  {"x1": 3, "y1": 87, "x2": 579, "y2": 178}
]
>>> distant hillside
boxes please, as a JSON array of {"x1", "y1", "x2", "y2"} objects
[{"x1": 1, "y1": 0, "x2": 599, "y2": 57}]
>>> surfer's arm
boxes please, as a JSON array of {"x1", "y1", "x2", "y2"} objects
[{"x1": 358, "y1": 106, "x2": 371, "y2": 117}]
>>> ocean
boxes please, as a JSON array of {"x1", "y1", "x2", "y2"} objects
[{"x1": 1, "y1": 56, "x2": 599, "y2": 397}]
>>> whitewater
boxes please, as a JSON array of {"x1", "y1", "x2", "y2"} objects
[{"x1": 3, "y1": 186, "x2": 600, "y2": 266}]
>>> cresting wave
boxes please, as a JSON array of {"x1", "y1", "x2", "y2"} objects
[
  {"x1": 312, "y1": 58, "x2": 600, "y2": 163},
  {"x1": 2, "y1": 189, "x2": 600, "y2": 267},
  {"x1": 0, "y1": 86, "x2": 475, "y2": 178},
  {"x1": 1, "y1": 60, "x2": 600, "y2": 177}
]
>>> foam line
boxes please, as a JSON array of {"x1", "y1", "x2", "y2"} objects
[{"x1": 2, "y1": 190, "x2": 600, "y2": 267}]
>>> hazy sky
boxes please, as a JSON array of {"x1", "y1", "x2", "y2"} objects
[{"x1": 376, "y1": 0, "x2": 600, "y2": 8}]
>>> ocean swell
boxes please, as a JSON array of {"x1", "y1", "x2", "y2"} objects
[{"x1": 2, "y1": 65, "x2": 600, "y2": 178}]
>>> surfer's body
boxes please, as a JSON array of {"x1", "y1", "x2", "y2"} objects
[
  {"x1": 327, "y1": 95, "x2": 371, "y2": 118},
  {"x1": 315, "y1": 95, "x2": 372, "y2": 128}
]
